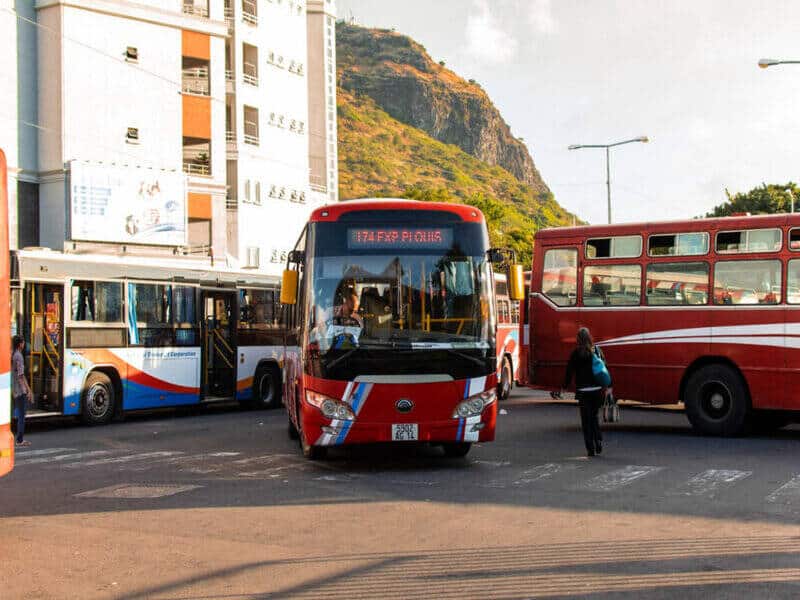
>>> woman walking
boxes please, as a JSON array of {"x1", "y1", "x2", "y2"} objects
[{"x1": 561, "y1": 327, "x2": 610, "y2": 457}]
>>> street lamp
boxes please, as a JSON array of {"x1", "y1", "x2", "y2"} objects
[
  {"x1": 758, "y1": 58, "x2": 800, "y2": 69},
  {"x1": 567, "y1": 136, "x2": 649, "y2": 224}
]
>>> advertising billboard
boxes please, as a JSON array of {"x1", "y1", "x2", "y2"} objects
[{"x1": 70, "y1": 161, "x2": 187, "y2": 246}]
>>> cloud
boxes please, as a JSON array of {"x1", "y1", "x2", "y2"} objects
[
  {"x1": 528, "y1": 0, "x2": 557, "y2": 34},
  {"x1": 465, "y1": 0, "x2": 518, "y2": 64}
]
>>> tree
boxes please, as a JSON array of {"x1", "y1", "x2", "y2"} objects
[{"x1": 705, "y1": 183, "x2": 799, "y2": 217}]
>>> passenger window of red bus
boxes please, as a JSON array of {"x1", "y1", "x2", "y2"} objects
[
  {"x1": 786, "y1": 260, "x2": 800, "y2": 304},
  {"x1": 542, "y1": 249, "x2": 577, "y2": 307},
  {"x1": 583, "y1": 265, "x2": 641, "y2": 306},
  {"x1": 790, "y1": 229, "x2": 800, "y2": 251},
  {"x1": 648, "y1": 232, "x2": 708, "y2": 256},
  {"x1": 716, "y1": 228, "x2": 781, "y2": 254},
  {"x1": 586, "y1": 235, "x2": 642, "y2": 259},
  {"x1": 646, "y1": 262, "x2": 709, "y2": 305},
  {"x1": 713, "y1": 260, "x2": 781, "y2": 305}
]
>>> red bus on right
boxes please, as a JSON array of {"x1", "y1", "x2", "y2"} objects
[{"x1": 521, "y1": 213, "x2": 800, "y2": 436}]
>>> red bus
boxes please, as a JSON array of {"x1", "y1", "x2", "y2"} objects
[
  {"x1": 280, "y1": 199, "x2": 522, "y2": 459},
  {"x1": 522, "y1": 213, "x2": 800, "y2": 436},
  {"x1": 1, "y1": 150, "x2": 12, "y2": 476},
  {"x1": 494, "y1": 272, "x2": 521, "y2": 401}
]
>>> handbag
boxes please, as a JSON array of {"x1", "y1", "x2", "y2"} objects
[
  {"x1": 591, "y1": 347, "x2": 612, "y2": 387},
  {"x1": 602, "y1": 391, "x2": 620, "y2": 423}
]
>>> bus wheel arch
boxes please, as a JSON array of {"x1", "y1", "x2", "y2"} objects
[
  {"x1": 498, "y1": 354, "x2": 513, "y2": 401},
  {"x1": 681, "y1": 358, "x2": 751, "y2": 437},
  {"x1": 81, "y1": 368, "x2": 120, "y2": 425},
  {"x1": 252, "y1": 361, "x2": 282, "y2": 409}
]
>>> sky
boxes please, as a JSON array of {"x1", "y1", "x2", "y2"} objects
[{"x1": 335, "y1": 0, "x2": 800, "y2": 225}]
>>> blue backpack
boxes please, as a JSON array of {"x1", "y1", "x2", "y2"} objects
[{"x1": 591, "y1": 347, "x2": 612, "y2": 387}]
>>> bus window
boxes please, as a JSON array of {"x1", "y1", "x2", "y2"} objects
[
  {"x1": 586, "y1": 235, "x2": 642, "y2": 259},
  {"x1": 71, "y1": 281, "x2": 123, "y2": 322},
  {"x1": 646, "y1": 262, "x2": 709, "y2": 305},
  {"x1": 716, "y1": 228, "x2": 782, "y2": 254},
  {"x1": 713, "y1": 260, "x2": 781, "y2": 305},
  {"x1": 240, "y1": 288, "x2": 278, "y2": 329},
  {"x1": 498, "y1": 299, "x2": 510, "y2": 324},
  {"x1": 789, "y1": 228, "x2": 800, "y2": 251},
  {"x1": 583, "y1": 265, "x2": 641, "y2": 306},
  {"x1": 542, "y1": 248, "x2": 577, "y2": 307},
  {"x1": 788, "y1": 260, "x2": 800, "y2": 303},
  {"x1": 648, "y1": 232, "x2": 708, "y2": 256}
]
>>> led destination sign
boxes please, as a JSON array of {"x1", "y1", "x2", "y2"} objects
[{"x1": 347, "y1": 227, "x2": 454, "y2": 250}]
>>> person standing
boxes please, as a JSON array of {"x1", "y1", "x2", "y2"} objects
[
  {"x1": 561, "y1": 327, "x2": 610, "y2": 457},
  {"x1": 12, "y1": 335, "x2": 32, "y2": 447}
]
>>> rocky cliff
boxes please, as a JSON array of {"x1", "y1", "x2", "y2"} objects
[{"x1": 337, "y1": 23, "x2": 550, "y2": 195}]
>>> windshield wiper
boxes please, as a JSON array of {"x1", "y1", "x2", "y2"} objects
[
  {"x1": 442, "y1": 348, "x2": 488, "y2": 369},
  {"x1": 324, "y1": 348, "x2": 358, "y2": 370}
]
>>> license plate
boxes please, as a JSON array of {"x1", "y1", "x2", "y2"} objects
[{"x1": 392, "y1": 423, "x2": 418, "y2": 441}]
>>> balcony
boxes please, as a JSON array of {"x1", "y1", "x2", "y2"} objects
[
  {"x1": 225, "y1": 69, "x2": 234, "y2": 94},
  {"x1": 242, "y1": 0, "x2": 257, "y2": 25},
  {"x1": 223, "y1": 7, "x2": 233, "y2": 29},
  {"x1": 243, "y1": 62, "x2": 258, "y2": 86},
  {"x1": 183, "y1": 1, "x2": 209, "y2": 18},
  {"x1": 182, "y1": 66, "x2": 209, "y2": 96},
  {"x1": 243, "y1": 133, "x2": 259, "y2": 146},
  {"x1": 183, "y1": 163, "x2": 210, "y2": 176},
  {"x1": 183, "y1": 137, "x2": 211, "y2": 177},
  {"x1": 226, "y1": 130, "x2": 236, "y2": 142},
  {"x1": 226, "y1": 197, "x2": 238, "y2": 210}
]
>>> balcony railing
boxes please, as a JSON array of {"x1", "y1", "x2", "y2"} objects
[
  {"x1": 243, "y1": 134, "x2": 259, "y2": 146},
  {"x1": 226, "y1": 130, "x2": 236, "y2": 142},
  {"x1": 225, "y1": 69, "x2": 234, "y2": 82},
  {"x1": 242, "y1": 62, "x2": 258, "y2": 86},
  {"x1": 182, "y1": 67, "x2": 210, "y2": 96},
  {"x1": 223, "y1": 6, "x2": 233, "y2": 27},
  {"x1": 242, "y1": 10, "x2": 258, "y2": 25},
  {"x1": 226, "y1": 197, "x2": 238, "y2": 210},
  {"x1": 183, "y1": 162, "x2": 211, "y2": 176},
  {"x1": 183, "y1": 2, "x2": 209, "y2": 18}
]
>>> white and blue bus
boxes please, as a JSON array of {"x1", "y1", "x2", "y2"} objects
[{"x1": 12, "y1": 249, "x2": 284, "y2": 424}]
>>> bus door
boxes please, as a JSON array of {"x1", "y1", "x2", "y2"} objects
[
  {"x1": 26, "y1": 283, "x2": 63, "y2": 413},
  {"x1": 201, "y1": 290, "x2": 236, "y2": 398}
]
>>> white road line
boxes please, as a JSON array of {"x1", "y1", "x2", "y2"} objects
[
  {"x1": 767, "y1": 475, "x2": 800, "y2": 505},
  {"x1": 514, "y1": 463, "x2": 577, "y2": 485},
  {"x1": 676, "y1": 469, "x2": 752, "y2": 496},
  {"x1": 582, "y1": 465, "x2": 664, "y2": 492},
  {"x1": 16, "y1": 450, "x2": 118, "y2": 466},
  {"x1": 65, "y1": 451, "x2": 183, "y2": 468},
  {"x1": 13, "y1": 448, "x2": 75, "y2": 457}
]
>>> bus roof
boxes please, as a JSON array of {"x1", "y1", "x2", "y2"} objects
[
  {"x1": 536, "y1": 213, "x2": 798, "y2": 242},
  {"x1": 309, "y1": 199, "x2": 485, "y2": 223}
]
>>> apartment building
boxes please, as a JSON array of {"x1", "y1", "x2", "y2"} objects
[{"x1": 0, "y1": 0, "x2": 336, "y2": 276}]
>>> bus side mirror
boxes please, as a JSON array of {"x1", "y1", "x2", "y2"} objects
[
  {"x1": 280, "y1": 270, "x2": 298, "y2": 305},
  {"x1": 508, "y1": 264, "x2": 525, "y2": 301},
  {"x1": 487, "y1": 248, "x2": 504, "y2": 263}
]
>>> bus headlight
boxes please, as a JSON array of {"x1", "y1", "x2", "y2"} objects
[
  {"x1": 306, "y1": 391, "x2": 355, "y2": 421},
  {"x1": 453, "y1": 389, "x2": 496, "y2": 418}
]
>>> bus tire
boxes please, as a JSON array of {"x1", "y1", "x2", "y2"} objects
[
  {"x1": 442, "y1": 442, "x2": 471, "y2": 458},
  {"x1": 301, "y1": 433, "x2": 327, "y2": 460},
  {"x1": 288, "y1": 419, "x2": 299, "y2": 440},
  {"x1": 497, "y1": 356, "x2": 513, "y2": 401},
  {"x1": 684, "y1": 364, "x2": 749, "y2": 437},
  {"x1": 81, "y1": 372, "x2": 116, "y2": 426},
  {"x1": 252, "y1": 365, "x2": 281, "y2": 410}
]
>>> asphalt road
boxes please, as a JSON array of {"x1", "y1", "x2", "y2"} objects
[{"x1": 3, "y1": 388, "x2": 800, "y2": 599}]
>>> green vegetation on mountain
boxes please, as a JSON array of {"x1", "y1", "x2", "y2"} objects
[
  {"x1": 705, "y1": 183, "x2": 800, "y2": 217},
  {"x1": 336, "y1": 24, "x2": 578, "y2": 264}
]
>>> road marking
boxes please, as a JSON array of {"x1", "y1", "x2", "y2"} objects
[
  {"x1": 582, "y1": 465, "x2": 663, "y2": 492},
  {"x1": 13, "y1": 448, "x2": 75, "y2": 457},
  {"x1": 16, "y1": 450, "x2": 118, "y2": 465},
  {"x1": 675, "y1": 469, "x2": 752, "y2": 496},
  {"x1": 65, "y1": 451, "x2": 183, "y2": 468},
  {"x1": 514, "y1": 462, "x2": 577, "y2": 485},
  {"x1": 76, "y1": 483, "x2": 202, "y2": 499},
  {"x1": 767, "y1": 475, "x2": 800, "y2": 505}
]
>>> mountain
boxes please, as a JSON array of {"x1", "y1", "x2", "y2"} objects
[{"x1": 336, "y1": 23, "x2": 578, "y2": 263}]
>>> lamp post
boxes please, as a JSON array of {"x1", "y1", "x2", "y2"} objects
[
  {"x1": 568, "y1": 136, "x2": 649, "y2": 224},
  {"x1": 758, "y1": 58, "x2": 800, "y2": 69}
]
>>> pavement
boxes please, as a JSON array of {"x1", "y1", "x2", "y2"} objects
[{"x1": 2, "y1": 388, "x2": 800, "y2": 599}]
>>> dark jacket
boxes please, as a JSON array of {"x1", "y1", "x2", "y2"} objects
[{"x1": 563, "y1": 345, "x2": 609, "y2": 390}]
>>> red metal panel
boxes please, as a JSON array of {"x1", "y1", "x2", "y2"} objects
[{"x1": 309, "y1": 200, "x2": 486, "y2": 223}]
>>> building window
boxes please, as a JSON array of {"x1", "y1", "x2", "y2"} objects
[
  {"x1": 125, "y1": 46, "x2": 139, "y2": 63},
  {"x1": 243, "y1": 106, "x2": 259, "y2": 145},
  {"x1": 254, "y1": 182, "x2": 261, "y2": 205},
  {"x1": 126, "y1": 127, "x2": 140, "y2": 144},
  {"x1": 244, "y1": 180, "x2": 251, "y2": 203},
  {"x1": 242, "y1": 43, "x2": 259, "y2": 86}
]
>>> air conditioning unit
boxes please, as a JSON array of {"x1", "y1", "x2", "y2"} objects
[
  {"x1": 126, "y1": 127, "x2": 140, "y2": 143},
  {"x1": 245, "y1": 246, "x2": 260, "y2": 269}
]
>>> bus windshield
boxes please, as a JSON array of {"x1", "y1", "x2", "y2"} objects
[{"x1": 304, "y1": 217, "x2": 495, "y2": 379}]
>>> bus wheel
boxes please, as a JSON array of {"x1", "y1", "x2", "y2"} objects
[
  {"x1": 253, "y1": 366, "x2": 281, "y2": 410},
  {"x1": 442, "y1": 442, "x2": 471, "y2": 458},
  {"x1": 81, "y1": 372, "x2": 116, "y2": 426},
  {"x1": 684, "y1": 364, "x2": 749, "y2": 437},
  {"x1": 498, "y1": 356, "x2": 513, "y2": 401}
]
